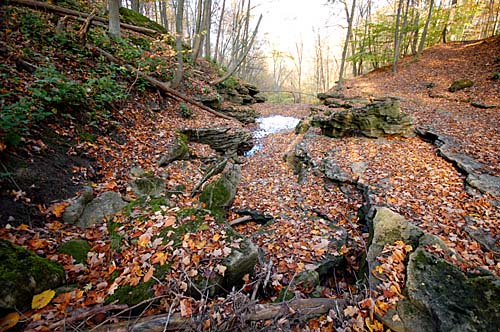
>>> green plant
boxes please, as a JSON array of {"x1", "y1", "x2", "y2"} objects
[
  {"x1": 19, "y1": 11, "x2": 46, "y2": 42},
  {"x1": 179, "y1": 103, "x2": 193, "y2": 119},
  {"x1": 492, "y1": 72, "x2": 500, "y2": 80}
]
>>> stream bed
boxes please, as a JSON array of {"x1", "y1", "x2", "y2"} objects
[{"x1": 246, "y1": 115, "x2": 300, "y2": 156}]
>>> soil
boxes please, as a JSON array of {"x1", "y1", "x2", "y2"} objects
[{"x1": 0, "y1": 128, "x2": 96, "y2": 227}]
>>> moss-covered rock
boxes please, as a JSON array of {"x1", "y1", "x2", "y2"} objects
[
  {"x1": 200, "y1": 164, "x2": 241, "y2": 218},
  {"x1": 448, "y1": 79, "x2": 474, "y2": 92},
  {"x1": 119, "y1": 7, "x2": 167, "y2": 34},
  {"x1": 157, "y1": 133, "x2": 190, "y2": 166},
  {"x1": 0, "y1": 239, "x2": 65, "y2": 311},
  {"x1": 58, "y1": 239, "x2": 91, "y2": 264},
  {"x1": 129, "y1": 175, "x2": 166, "y2": 198}
]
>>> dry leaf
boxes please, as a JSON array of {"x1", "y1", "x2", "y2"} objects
[
  {"x1": 180, "y1": 299, "x2": 192, "y2": 317},
  {"x1": 50, "y1": 201, "x2": 70, "y2": 218},
  {"x1": 32, "y1": 289, "x2": 55, "y2": 309},
  {"x1": 143, "y1": 266, "x2": 155, "y2": 283},
  {"x1": 0, "y1": 312, "x2": 20, "y2": 332}
]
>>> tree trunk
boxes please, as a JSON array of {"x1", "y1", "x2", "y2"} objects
[
  {"x1": 131, "y1": 0, "x2": 140, "y2": 13},
  {"x1": 337, "y1": 0, "x2": 356, "y2": 90},
  {"x1": 392, "y1": 0, "x2": 404, "y2": 72},
  {"x1": 108, "y1": 0, "x2": 121, "y2": 38},
  {"x1": 203, "y1": 0, "x2": 212, "y2": 59},
  {"x1": 172, "y1": 0, "x2": 185, "y2": 89},
  {"x1": 191, "y1": 0, "x2": 203, "y2": 61},
  {"x1": 214, "y1": 0, "x2": 225, "y2": 63},
  {"x1": 211, "y1": 14, "x2": 262, "y2": 85},
  {"x1": 418, "y1": 0, "x2": 434, "y2": 56}
]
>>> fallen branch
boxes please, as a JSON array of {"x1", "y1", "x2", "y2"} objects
[
  {"x1": 93, "y1": 298, "x2": 346, "y2": 332},
  {"x1": 48, "y1": 303, "x2": 127, "y2": 330},
  {"x1": 191, "y1": 157, "x2": 228, "y2": 197},
  {"x1": 9, "y1": 0, "x2": 159, "y2": 36},
  {"x1": 87, "y1": 44, "x2": 240, "y2": 123},
  {"x1": 229, "y1": 215, "x2": 252, "y2": 226}
]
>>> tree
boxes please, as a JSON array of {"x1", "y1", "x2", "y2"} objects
[
  {"x1": 418, "y1": 0, "x2": 434, "y2": 56},
  {"x1": 108, "y1": 0, "x2": 121, "y2": 39},
  {"x1": 172, "y1": 0, "x2": 185, "y2": 89}
]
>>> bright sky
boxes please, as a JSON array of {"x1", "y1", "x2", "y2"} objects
[{"x1": 252, "y1": 0, "x2": 345, "y2": 74}]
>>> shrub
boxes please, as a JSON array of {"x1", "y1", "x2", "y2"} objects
[{"x1": 179, "y1": 103, "x2": 193, "y2": 118}]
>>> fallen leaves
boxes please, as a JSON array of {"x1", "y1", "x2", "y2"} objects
[
  {"x1": 32, "y1": 289, "x2": 55, "y2": 310},
  {"x1": 0, "y1": 312, "x2": 20, "y2": 332}
]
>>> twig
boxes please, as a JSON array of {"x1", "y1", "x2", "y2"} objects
[
  {"x1": 0, "y1": 161, "x2": 22, "y2": 192},
  {"x1": 229, "y1": 215, "x2": 252, "y2": 226}
]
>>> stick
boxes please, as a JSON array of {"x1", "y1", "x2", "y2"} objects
[
  {"x1": 229, "y1": 215, "x2": 252, "y2": 226},
  {"x1": 48, "y1": 303, "x2": 127, "y2": 329}
]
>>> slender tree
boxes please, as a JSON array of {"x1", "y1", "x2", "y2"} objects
[{"x1": 172, "y1": 0, "x2": 185, "y2": 88}]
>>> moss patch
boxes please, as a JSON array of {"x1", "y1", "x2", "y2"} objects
[
  {"x1": 119, "y1": 7, "x2": 167, "y2": 34},
  {"x1": 58, "y1": 239, "x2": 91, "y2": 264},
  {"x1": 0, "y1": 239, "x2": 65, "y2": 311}
]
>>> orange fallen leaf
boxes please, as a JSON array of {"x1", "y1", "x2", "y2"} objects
[
  {"x1": 180, "y1": 299, "x2": 192, "y2": 317},
  {"x1": 0, "y1": 312, "x2": 20, "y2": 332},
  {"x1": 50, "y1": 201, "x2": 70, "y2": 218},
  {"x1": 32, "y1": 289, "x2": 55, "y2": 309},
  {"x1": 143, "y1": 266, "x2": 155, "y2": 283}
]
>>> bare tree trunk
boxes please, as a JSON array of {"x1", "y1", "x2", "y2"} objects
[
  {"x1": 211, "y1": 14, "x2": 262, "y2": 85},
  {"x1": 203, "y1": 0, "x2": 212, "y2": 59},
  {"x1": 337, "y1": 0, "x2": 356, "y2": 89},
  {"x1": 131, "y1": 0, "x2": 139, "y2": 12},
  {"x1": 191, "y1": 0, "x2": 203, "y2": 61},
  {"x1": 392, "y1": 0, "x2": 404, "y2": 72},
  {"x1": 108, "y1": 0, "x2": 121, "y2": 38},
  {"x1": 214, "y1": 0, "x2": 225, "y2": 63},
  {"x1": 172, "y1": 0, "x2": 185, "y2": 89},
  {"x1": 418, "y1": 0, "x2": 434, "y2": 56}
]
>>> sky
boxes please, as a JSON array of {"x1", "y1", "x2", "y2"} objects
[{"x1": 251, "y1": 0, "x2": 346, "y2": 75}]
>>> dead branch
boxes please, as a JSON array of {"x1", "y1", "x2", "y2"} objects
[
  {"x1": 87, "y1": 44, "x2": 240, "y2": 123},
  {"x1": 191, "y1": 157, "x2": 228, "y2": 197},
  {"x1": 77, "y1": 9, "x2": 96, "y2": 43},
  {"x1": 93, "y1": 298, "x2": 346, "y2": 332},
  {"x1": 229, "y1": 215, "x2": 252, "y2": 226},
  {"x1": 9, "y1": 0, "x2": 159, "y2": 36},
  {"x1": 48, "y1": 303, "x2": 127, "y2": 329}
]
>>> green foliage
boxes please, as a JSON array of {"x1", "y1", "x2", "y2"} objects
[
  {"x1": 216, "y1": 76, "x2": 238, "y2": 90},
  {"x1": 119, "y1": 7, "x2": 167, "y2": 34},
  {"x1": 179, "y1": 103, "x2": 193, "y2": 119},
  {"x1": 492, "y1": 72, "x2": 500, "y2": 80},
  {"x1": 19, "y1": 11, "x2": 47, "y2": 42}
]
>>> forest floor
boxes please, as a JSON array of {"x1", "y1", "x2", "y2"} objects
[{"x1": 1, "y1": 5, "x2": 500, "y2": 329}]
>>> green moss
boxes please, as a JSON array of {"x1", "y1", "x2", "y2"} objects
[
  {"x1": 107, "y1": 219, "x2": 124, "y2": 253},
  {"x1": 106, "y1": 279, "x2": 154, "y2": 306},
  {"x1": 58, "y1": 239, "x2": 91, "y2": 264},
  {"x1": 119, "y1": 7, "x2": 167, "y2": 34},
  {"x1": 158, "y1": 208, "x2": 210, "y2": 246},
  {"x1": 0, "y1": 239, "x2": 65, "y2": 310}
]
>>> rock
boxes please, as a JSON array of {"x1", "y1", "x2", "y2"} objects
[
  {"x1": 322, "y1": 158, "x2": 354, "y2": 184},
  {"x1": 235, "y1": 84, "x2": 250, "y2": 95},
  {"x1": 317, "y1": 91, "x2": 345, "y2": 100},
  {"x1": 404, "y1": 248, "x2": 500, "y2": 332},
  {"x1": 222, "y1": 238, "x2": 258, "y2": 290},
  {"x1": 244, "y1": 83, "x2": 259, "y2": 96},
  {"x1": 157, "y1": 133, "x2": 190, "y2": 166},
  {"x1": 78, "y1": 191, "x2": 127, "y2": 228},
  {"x1": 0, "y1": 239, "x2": 65, "y2": 311},
  {"x1": 219, "y1": 105, "x2": 259, "y2": 124},
  {"x1": 448, "y1": 79, "x2": 474, "y2": 92},
  {"x1": 470, "y1": 102, "x2": 496, "y2": 109},
  {"x1": 58, "y1": 239, "x2": 91, "y2": 264},
  {"x1": 200, "y1": 163, "x2": 241, "y2": 216},
  {"x1": 195, "y1": 94, "x2": 222, "y2": 109},
  {"x1": 315, "y1": 225, "x2": 348, "y2": 279},
  {"x1": 367, "y1": 207, "x2": 500, "y2": 332},
  {"x1": 62, "y1": 186, "x2": 93, "y2": 224},
  {"x1": 311, "y1": 98, "x2": 415, "y2": 138},
  {"x1": 253, "y1": 93, "x2": 267, "y2": 103},
  {"x1": 233, "y1": 209, "x2": 273, "y2": 224},
  {"x1": 129, "y1": 166, "x2": 145, "y2": 178},
  {"x1": 324, "y1": 98, "x2": 353, "y2": 108},
  {"x1": 295, "y1": 118, "x2": 311, "y2": 134},
  {"x1": 129, "y1": 175, "x2": 166, "y2": 198},
  {"x1": 181, "y1": 127, "x2": 253, "y2": 156},
  {"x1": 421, "y1": 82, "x2": 435, "y2": 88},
  {"x1": 466, "y1": 173, "x2": 500, "y2": 196},
  {"x1": 279, "y1": 270, "x2": 320, "y2": 301}
]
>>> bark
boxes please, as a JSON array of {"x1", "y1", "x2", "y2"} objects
[
  {"x1": 392, "y1": 0, "x2": 404, "y2": 72},
  {"x1": 203, "y1": 0, "x2": 212, "y2": 59},
  {"x1": 214, "y1": 0, "x2": 225, "y2": 63},
  {"x1": 418, "y1": 0, "x2": 434, "y2": 56},
  {"x1": 108, "y1": 0, "x2": 121, "y2": 39},
  {"x1": 93, "y1": 298, "x2": 346, "y2": 332},
  {"x1": 337, "y1": 0, "x2": 356, "y2": 90},
  {"x1": 171, "y1": 0, "x2": 185, "y2": 89},
  {"x1": 10, "y1": 0, "x2": 159, "y2": 35},
  {"x1": 211, "y1": 14, "x2": 262, "y2": 85},
  {"x1": 191, "y1": 0, "x2": 204, "y2": 61},
  {"x1": 87, "y1": 45, "x2": 239, "y2": 123}
]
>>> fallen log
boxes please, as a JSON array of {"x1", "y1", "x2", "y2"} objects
[
  {"x1": 87, "y1": 45, "x2": 241, "y2": 123},
  {"x1": 93, "y1": 298, "x2": 346, "y2": 332},
  {"x1": 9, "y1": 0, "x2": 159, "y2": 36}
]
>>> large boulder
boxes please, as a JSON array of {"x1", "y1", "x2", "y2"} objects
[
  {"x1": 129, "y1": 175, "x2": 166, "y2": 198},
  {"x1": 0, "y1": 239, "x2": 65, "y2": 311},
  {"x1": 448, "y1": 79, "x2": 474, "y2": 92},
  {"x1": 367, "y1": 207, "x2": 500, "y2": 332},
  {"x1": 78, "y1": 191, "x2": 127, "y2": 228},
  {"x1": 311, "y1": 99, "x2": 414, "y2": 138},
  {"x1": 62, "y1": 186, "x2": 93, "y2": 224}
]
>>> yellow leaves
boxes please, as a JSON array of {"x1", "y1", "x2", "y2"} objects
[
  {"x1": 0, "y1": 312, "x2": 20, "y2": 332},
  {"x1": 32, "y1": 289, "x2": 55, "y2": 310},
  {"x1": 152, "y1": 252, "x2": 169, "y2": 266},
  {"x1": 137, "y1": 232, "x2": 151, "y2": 247},
  {"x1": 365, "y1": 317, "x2": 384, "y2": 332}
]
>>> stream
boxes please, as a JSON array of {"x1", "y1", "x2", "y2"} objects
[{"x1": 246, "y1": 115, "x2": 300, "y2": 156}]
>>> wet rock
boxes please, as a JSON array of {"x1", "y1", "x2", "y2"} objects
[
  {"x1": 129, "y1": 175, "x2": 166, "y2": 198},
  {"x1": 157, "y1": 133, "x2": 190, "y2": 166},
  {"x1": 58, "y1": 239, "x2": 91, "y2": 264},
  {"x1": 62, "y1": 186, "x2": 93, "y2": 224},
  {"x1": 181, "y1": 127, "x2": 253, "y2": 156},
  {"x1": 311, "y1": 98, "x2": 414, "y2": 138},
  {"x1": 448, "y1": 79, "x2": 474, "y2": 92},
  {"x1": 0, "y1": 239, "x2": 65, "y2": 311},
  {"x1": 78, "y1": 191, "x2": 127, "y2": 228}
]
